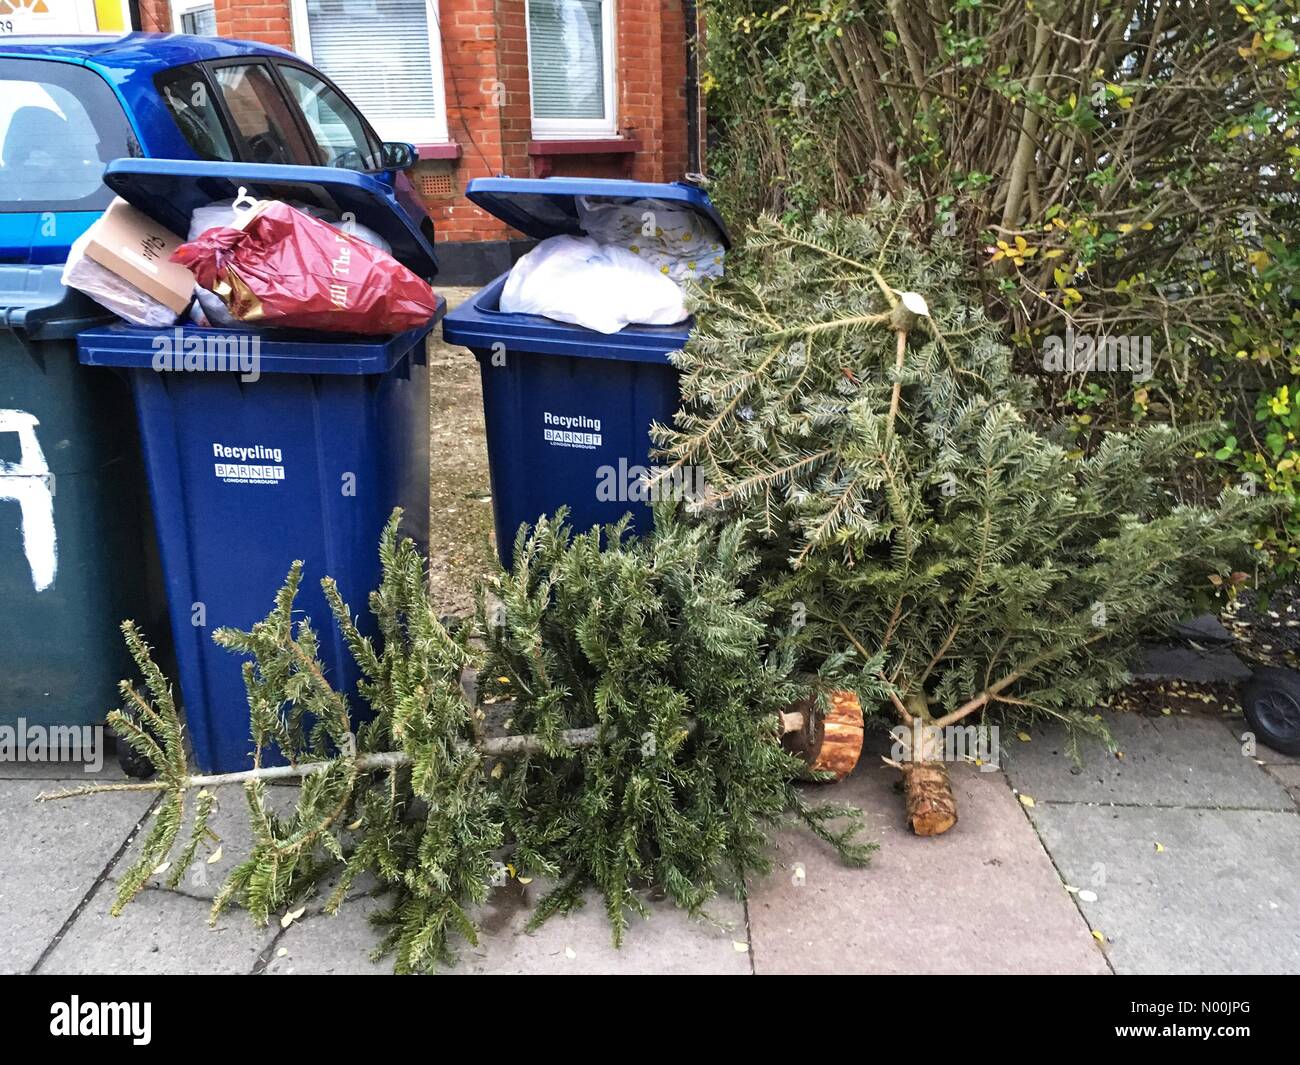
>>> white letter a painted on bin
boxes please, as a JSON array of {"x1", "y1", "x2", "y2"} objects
[{"x1": 0, "y1": 410, "x2": 57, "y2": 591}]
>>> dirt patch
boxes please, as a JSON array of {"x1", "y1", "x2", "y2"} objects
[
  {"x1": 1224, "y1": 586, "x2": 1300, "y2": 670},
  {"x1": 1101, "y1": 677, "x2": 1243, "y2": 720},
  {"x1": 427, "y1": 286, "x2": 497, "y2": 619}
]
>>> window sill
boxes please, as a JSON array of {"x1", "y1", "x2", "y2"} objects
[
  {"x1": 528, "y1": 137, "x2": 640, "y2": 155},
  {"x1": 414, "y1": 143, "x2": 462, "y2": 162},
  {"x1": 528, "y1": 138, "x2": 641, "y2": 177}
]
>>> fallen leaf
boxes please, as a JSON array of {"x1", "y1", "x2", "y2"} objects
[
  {"x1": 733, "y1": 941, "x2": 750, "y2": 953},
  {"x1": 1018, "y1": 794, "x2": 1036, "y2": 808},
  {"x1": 491, "y1": 761, "x2": 504, "y2": 779},
  {"x1": 346, "y1": 818, "x2": 363, "y2": 831},
  {"x1": 1154, "y1": 842, "x2": 1165, "y2": 853},
  {"x1": 276, "y1": 947, "x2": 288, "y2": 958},
  {"x1": 1017, "y1": 731, "x2": 1032, "y2": 742},
  {"x1": 564, "y1": 946, "x2": 577, "y2": 960},
  {"x1": 152, "y1": 862, "x2": 170, "y2": 876},
  {"x1": 1091, "y1": 929, "x2": 1106, "y2": 943},
  {"x1": 1079, "y1": 889, "x2": 1098, "y2": 902},
  {"x1": 517, "y1": 876, "x2": 533, "y2": 885},
  {"x1": 280, "y1": 906, "x2": 306, "y2": 929},
  {"x1": 206, "y1": 846, "x2": 223, "y2": 865}
]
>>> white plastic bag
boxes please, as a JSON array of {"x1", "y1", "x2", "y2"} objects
[
  {"x1": 500, "y1": 235, "x2": 687, "y2": 334},
  {"x1": 577, "y1": 196, "x2": 725, "y2": 284},
  {"x1": 61, "y1": 224, "x2": 181, "y2": 328}
]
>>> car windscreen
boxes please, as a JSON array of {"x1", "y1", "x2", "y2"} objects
[{"x1": 0, "y1": 58, "x2": 134, "y2": 214}]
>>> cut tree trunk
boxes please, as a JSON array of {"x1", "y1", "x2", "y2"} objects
[
  {"x1": 900, "y1": 759, "x2": 958, "y2": 836},
  {"x1": 780, "y1": 690, "x2": 865, "y2": 780}
]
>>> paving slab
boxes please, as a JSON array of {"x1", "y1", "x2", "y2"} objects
[
  {"x1": 459, "y1": 880, "x2": 751, "y2": 975},
  {"x1": 39, "y1": 878, "x2": 279, "y2": 975},
  {"x1": 1264, "y1": 764, "x2": 1300, "y2": 807},
  {"x1": 744, "y1": 758, "x2": 1109, "y2": 974},
  {"x1": 1136, "y1": 644, "x2": 1252, "y2": 683},
  {"x1": 113, "y1": 783, "x2": 302, "y2": 903},
  {"x1": 0, "y1": 754, "x2": 125, "y2": 781},
  {"x1": 0, "y1": 779, "x2": 153, "y2": 974},
  {"x1": 1171, "y1": 614, "x2": 1235, "y2": 646},
  {"x1": 1003, "y1": 715, "x2": 1292, "y2": 809},
  {"x1": 264, "y1": 896, "x2": 388, "y2": 975},
  {"x1": 1025, "y1": 803, "x2": 1300, "y2": 974},
  {"x1": 271, "y1": 880, "x2": 752, "y2": 975}
]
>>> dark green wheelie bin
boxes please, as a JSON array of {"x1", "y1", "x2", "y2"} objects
[{"x1": 1, "y1": 262, "x2": 163, "y2": 751}]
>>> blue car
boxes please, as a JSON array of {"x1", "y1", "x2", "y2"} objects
[{"x1": 0, "y1": 32, "x2": 429, "y2": 265}]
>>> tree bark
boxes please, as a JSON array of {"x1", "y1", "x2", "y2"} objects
[
  {"x1": 901, "y1": 760, "x2": 958, "y2": 836},
  {"x1": 895, "y1": 692, "x2": 959, "y2": 836}
]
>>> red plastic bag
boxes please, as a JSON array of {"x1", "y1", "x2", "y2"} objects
[{"x1": 171, "y1": 200, "x2": 439, "y2": 335}]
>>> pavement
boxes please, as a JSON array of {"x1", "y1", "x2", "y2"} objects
[{"x1": 3, "y1": 701, "x2": 1297, "y2": 975}]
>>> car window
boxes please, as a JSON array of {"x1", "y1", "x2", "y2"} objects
[
  {"x1": 157, "y1": 67, "x2": 234, "y2": 162},
  {"x1": 0, "y1": 59, "x2": 133, "y2": 214},
  {"x1": 278, "y1": 65, "x2": 381, "y2": 171},
  {"x1": 211, "y1": 64, "x2": 312, "y2": 165}
]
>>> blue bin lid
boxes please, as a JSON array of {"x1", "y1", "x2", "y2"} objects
[
  {"x1": 77, "y1": 295, "x2": 444, "y2": 375},
  {"x1": 464, "y1": 177, "x2": 730, "y2": 248},
  {"x1": 100, "y1": 158, "x2": 438, "y2": 279}
]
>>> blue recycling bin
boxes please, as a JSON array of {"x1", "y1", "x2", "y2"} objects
[
  {"x1": 76, "y1": 159, "x2": 442, "y2": 774},
  {"x1": 442, "y1": 178, "x2": 729, "y2": 568}
]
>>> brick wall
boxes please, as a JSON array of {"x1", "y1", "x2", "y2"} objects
[
  {"x1": 138, "y1": 0, "x2": 703, "y2": 247},
  {"x1": 213, "y1": 0, "x2": 293, "y2": 50},
  {"x1": 136, "y1": 0, "x2": 170, "y2": 33}
]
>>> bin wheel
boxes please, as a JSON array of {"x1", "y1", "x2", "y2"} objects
[
  {"x1": 1241, "y1": 667, "x2": 1300, "y2": 756},
  {"x1": 116, "y1": 737, "x2": 157, "y2": 780}
]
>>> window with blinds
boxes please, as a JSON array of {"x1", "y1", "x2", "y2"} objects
[
  {"x1": 181, "y1": 7, "x2": 216, "y2": 35},
  {"x1": 527, "y1": 0, "x2": 616, "y2": 136},
  {"x1": 293, "y1": 0, "x2": 448, "y2": 144},
  {"x1": 171, "y1": 0, "x2": 216, "y2": 35}
]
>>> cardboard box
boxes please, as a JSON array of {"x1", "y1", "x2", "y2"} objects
[{"x1": 82, "y1": 197, "x2": 195, "y2": 315}]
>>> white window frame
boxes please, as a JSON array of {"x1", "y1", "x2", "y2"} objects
[
  {"x1": 288, "y1": 0, "x2": 449, "y2": 145},
  {"x1": 169, "y1": 0, "x2": 215, "y2": 34},
  {"x1": 526, "y1": 0, "x2": 618, "y2": 139}
]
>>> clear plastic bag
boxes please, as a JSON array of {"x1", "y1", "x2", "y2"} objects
[
  {"x1": 61, "y1": 224, "x2": 181, "y2": 328},
  {"x1": 577, "y1": 196, "x2": 725, "y2": 284}
]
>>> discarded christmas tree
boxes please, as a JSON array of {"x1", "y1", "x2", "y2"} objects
[
  {"x1": 656, "y1": 204, "x2": 1262, "y2": 834},
  {"x1": 479, "y1": 505, "x2": 873, "y2": 943},
  {"x1": 44, "y1": 507, "x2": 871, "y2": 970}
]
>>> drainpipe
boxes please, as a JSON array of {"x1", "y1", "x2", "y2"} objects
[{"x1": 683, "y1": 0, "x2": 702, "y2": 179}]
